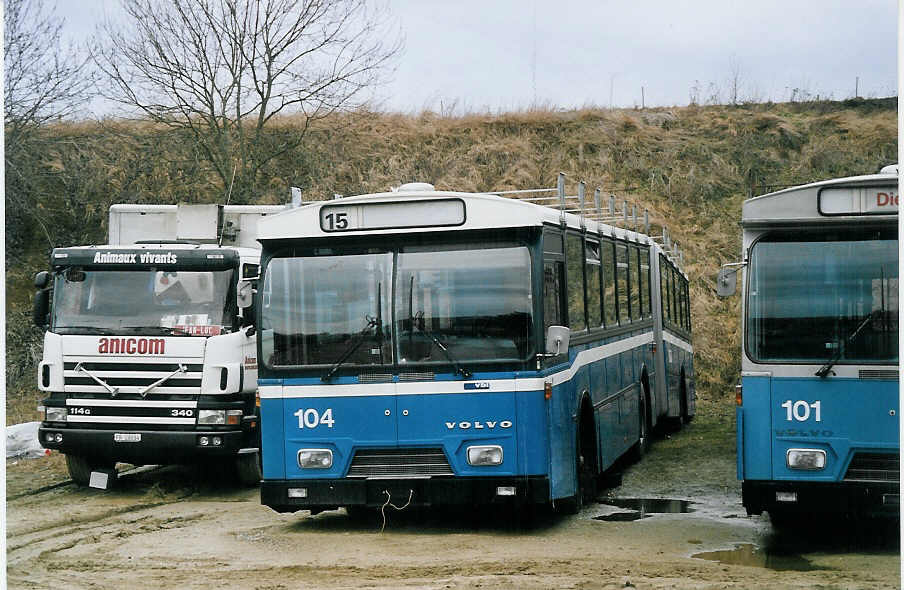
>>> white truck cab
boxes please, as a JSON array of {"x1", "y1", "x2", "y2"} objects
[{"x1": 34, "y1": 204, "x2": 284, "y2": 486}]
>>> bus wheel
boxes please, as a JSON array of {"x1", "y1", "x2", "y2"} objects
[
  {"x1": 235, "y1": 450, "x2": 262, "y2": 486},
  {"x1": 680, "y1": 377, "x2": 692, "y2": 424},
  {"x1": 65, "y1": 454, "x2": 113, "y2": 487},
  {"x1": 557, "y1": 429, "x2": 591, "y2": 515},
  {"x1": 629, "y1": 394, "x2": 650, "y2": 462}
]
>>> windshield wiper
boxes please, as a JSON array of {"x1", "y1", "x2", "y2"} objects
[
  {"x1": 121, "y1": 326, "x2": 191, "y2": 336},
  {"x1": 321, "y1": 283, "x2": 385, "y2": 382},
  {"x1": 320, "y1": 316, "x2": 380, "y2": 382},
  {"x1": 54, "y1": 326, "x2": 116, "y2": 335},
  {"x1": 411, "y1": 310, "x2": 473, "y2": 380},
  {"x1": 815, "y1": 311, "x2": 875, "y2": 378}
]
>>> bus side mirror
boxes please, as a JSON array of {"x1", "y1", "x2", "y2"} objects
[
  {"x1": 237, "y1": 280, "x2": 253, "y2": 309},
  {"x1": 716, "y1": 266, "x2": 739, "y2": 297},
  {"x1": 545, "y1": 325, "x2": 570, "y2": 355},
  {"x1": 33, "y1": 289, "x2": 50, "y2": 328}
]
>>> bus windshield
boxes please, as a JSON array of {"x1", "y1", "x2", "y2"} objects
[
  {"x1": 746, "y1": 230, "x2": 898, "y2": 364},
  {"x1": 261, "y1": 244, "x2": 533, "y2": 370},
  {"x1": 52, "y1": 268, "x2": 237, "y2": 336}
]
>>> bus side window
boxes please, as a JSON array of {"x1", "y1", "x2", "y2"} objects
[
  {"x1": 543, "y1": 261, "x2": 565, "y2": 331},
  {"x1": 640, "y1": 247, "x2": 651, "y2": 318},
  {"x1": 601, "y1": 239, "x2": 617, "y2": 327},
  {"x1": 565, "y1": 233, "x2": 586, "y2": 332},
  {"x1": 660, "y1": 256, "x2": 669, "y2": 323},
  {"x1": 629, "y1": 245, "x2": 641, "y2": 321},
  {"x1": 585, "y1": 239, "x2": 602, "y2": 328},
  {"x1": 684, "y1": 278, "x2": 691, "y2": 331},
  {"x1": 616, "y1": 243, "x2": 629, "y2": 324}
]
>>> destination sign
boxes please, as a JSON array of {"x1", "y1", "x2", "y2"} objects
[
  {"x1": 320, "y1": 199, "x2": 465, "y2": 232},
  {"x1": 819, "y1": 186, "x2": 898, "y2": 216}
]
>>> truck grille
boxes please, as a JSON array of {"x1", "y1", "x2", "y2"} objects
[
  {"x1": 347, "y1": 448, "x2": 453, "y2": 479},
  {"x1": 63, "y1": 361, "x2": 204, "y2": 395},
  {"x1": 843, "y1": 453, "x2": 899, "y2": 483}
]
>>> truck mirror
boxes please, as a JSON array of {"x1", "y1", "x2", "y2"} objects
[
  {"x1": 34, "y1": 270, "x2": 50, "y2": 289},
  {"x1": 716, "y1": 266, "x2": 738, "y2": 297},
  {"x1": 33, "y1": 289, "x2": 50, "y2": 328},
  {"x1": 545, "y1": 325, "x2": 570, "y2": 355},
  {"x1": 237, "y1": 280, "x2": 254, "y2": 309}
]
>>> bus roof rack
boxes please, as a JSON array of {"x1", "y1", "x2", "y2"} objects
[{"x1": 485, "y1": 172, "x2": 681, "y2": 266}]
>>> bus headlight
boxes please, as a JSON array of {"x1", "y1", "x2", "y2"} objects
[
  {"x1": 467, "y1": 445, "x2": 503, "y2": 466},
  {"x1": 298, "y1": 449, "x2": 333, "y2": 469},
  {"x1": 786, "y1": 448, "x2": 826, "y2": 470},
  {"x1": 197, "y1": 409, "x2": 226, "y2": 425},
  {"x1": 45, "y1": 407, "x2": 67, "y2": 422}
]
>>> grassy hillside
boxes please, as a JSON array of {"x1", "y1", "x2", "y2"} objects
[{"x1": 5, "y1": 98, "x2": 897, "y2": 423}]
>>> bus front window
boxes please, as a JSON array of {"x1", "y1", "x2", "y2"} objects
[
  {"x1": 396, "y1": 245, "x2": 533, "y2": 364},
  {"x1": 746, "y1": 230, "x2": 898, "y2": 364}
]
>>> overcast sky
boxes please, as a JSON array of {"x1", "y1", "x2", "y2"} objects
[{"x1": 54, "y1": 0, "x2": 896, "y2": 116}]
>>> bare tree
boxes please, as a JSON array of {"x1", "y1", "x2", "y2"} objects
[
  {"x1": 727, "y1": 55, "x2": 742, "y2": 105},
  {"x1": 94, "y1": 0, "x2": 401, "y2": 201},
  {"x1": 4, "y1": 0, "x2": 95, "y2": 148}
]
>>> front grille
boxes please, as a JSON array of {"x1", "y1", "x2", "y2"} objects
[
  {"x1": 859, "y1": 369, "x2": 900, "y2": 381},
  {"x1": 63, "y1": 361, "x2": 203, "y2": 394},
  {"x1": 844, "y1": 452, "x2": 899, "y2": 483},
  {"x1": 347, "y1": 448, "x2": 453, "y2": 479},
  {"x1": 399, "y1": 372, "x2": 435, "y2": 382},
  {"x1": 358, "y1": 373, "x2": 393, "y2": 384}
]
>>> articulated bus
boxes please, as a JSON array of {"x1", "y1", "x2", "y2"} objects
[
  {"x1": 719, "y1": 166, "x2": 899, "y2": 523},
  {"x1": 256, "y1": 177, "x2": 694, "y2": 514}
]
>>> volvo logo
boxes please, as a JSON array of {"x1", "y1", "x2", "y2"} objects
[
  {"x1": 98, "y1": 337, "x2": 165, "y2": 354},
  {"x1": 445, "y1": 420, "x2": 512, "y2": 430}
]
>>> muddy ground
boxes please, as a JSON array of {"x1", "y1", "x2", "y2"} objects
[{"x1": 6, "y1": 401, "x2": 900, "y2": 589}]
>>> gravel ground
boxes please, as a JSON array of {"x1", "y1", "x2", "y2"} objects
[{"x1": 6, "y1": 399, "x2": 900, "y2": 589}]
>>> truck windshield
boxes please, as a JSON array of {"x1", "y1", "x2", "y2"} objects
[
  {"x1": 260, "y1": 244, "x2": 533, "y2": 370},
  {"x1": 746, "y1": 229, "x2": 898, "y2": 364},
  {"x1": 52, "y1": 268, "x2": 236, "y2": 336}
]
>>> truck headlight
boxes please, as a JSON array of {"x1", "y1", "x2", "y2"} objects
[
  {"x1": 298, "y1": 449, "x2": 332, "y2": 469},
  {"x1": 45, "y1": 407, "x2": 67, "y2": 422},
  {"x1": 467, "y1": 445, "x2": 503, "y2": 466},
  {"x1": 197, "y1": 409, "x2": 225, "y2": 425},
  {"x1": 786, "y1": 448, "x2": 826, "y2": 470}
]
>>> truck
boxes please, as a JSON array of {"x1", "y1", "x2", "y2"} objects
[{"x1": 34, "y1": 203, "x2": 285, "y2": 487}]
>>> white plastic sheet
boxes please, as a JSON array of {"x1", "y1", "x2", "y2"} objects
[{"x1": 6, "y1": 421, "x2": 51, "y2": 459}]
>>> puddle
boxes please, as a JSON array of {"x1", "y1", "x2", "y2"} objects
[
  {"x1": 593, "y1": 498, "x2": 694, "y2": 522},
  {"x1": 693, "y1": 543, "x2": 825, "y2": 572}
]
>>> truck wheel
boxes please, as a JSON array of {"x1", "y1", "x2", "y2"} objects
[
  {"x1": 66, "y1": 454, "x2": 111, "y2": 487},
  {"x1": 235, "y1": 451, "x2": 262, "y2": 486}
]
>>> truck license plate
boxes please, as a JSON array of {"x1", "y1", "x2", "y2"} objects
[{"x1": 114, "y1": 433, "x2": 141, "y2": 443}]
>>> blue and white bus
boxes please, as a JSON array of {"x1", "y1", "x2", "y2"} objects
[
  {"x1": 256, "y1": 177, "x2": 694, "y2": 514},
  {"x1": 719, "y1": 166, "x2": 899, "y2": 523}
]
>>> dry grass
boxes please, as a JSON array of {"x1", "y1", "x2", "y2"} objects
[{"x1": 6, "y1": 98, "x2": 897, "y2": 423}]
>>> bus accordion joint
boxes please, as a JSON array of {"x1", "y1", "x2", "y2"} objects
[{"x1": 544, "y1": 380, "x2": 553, "y2": 400}]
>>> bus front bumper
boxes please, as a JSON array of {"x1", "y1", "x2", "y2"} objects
[
  {"x1": 261, "y1": 476, "x2": 550, "y2": 513},
  {"x1": 742, "y1": 480, "x2": 899, "y2": 517}
]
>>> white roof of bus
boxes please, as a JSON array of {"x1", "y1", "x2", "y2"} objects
[
  {"x1": 259, "y1": 189, "x2": 651, "y2": 245},
  {"x1": 742, "y1": 171, "x2": 897, "y2": 227}
]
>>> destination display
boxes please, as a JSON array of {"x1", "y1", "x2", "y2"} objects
[
  {"x1": 319, "y1": 199, "x2": 465, "y2": 232},
  {"x1": 818, "y1": 185, "x2": 898, "y2": 216}
]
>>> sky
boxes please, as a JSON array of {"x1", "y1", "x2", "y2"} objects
[{"x1": 54, "y1": 0, "x2": 897, "y2": 116}]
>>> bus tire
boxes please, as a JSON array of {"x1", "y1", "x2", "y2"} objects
[
  {"x1": 629, "y1": 392, "x2": 650, "y2": 462},
  {"x1": 679, "y1": 374, "x2": 692, "y2": 424},
  {"x1": 557, "y1": 428, "x2": 592, "y2": 515},
  {"x1": 235, "y1": 450, "x2": 262, "y2": 486},
  {"x1": 65, "y1": 454, "x2": 112, "y2": 487}
]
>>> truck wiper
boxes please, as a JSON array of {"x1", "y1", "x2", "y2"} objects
[
  {"x1": 320, "y1": 316, "x2": 380, "y2": 382},
  {"x1": 411, "y1": 310, "x2": 472, "y2": 380},
  {"x1": 815, "y1": 311, "x2": 875, "y2": 378},
  {"x1": 120, "y1": 326, "x2": 191, "y2": 336},
  {"x1": 53, "y1": 326, "x2": 115, "y2": 335}
]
